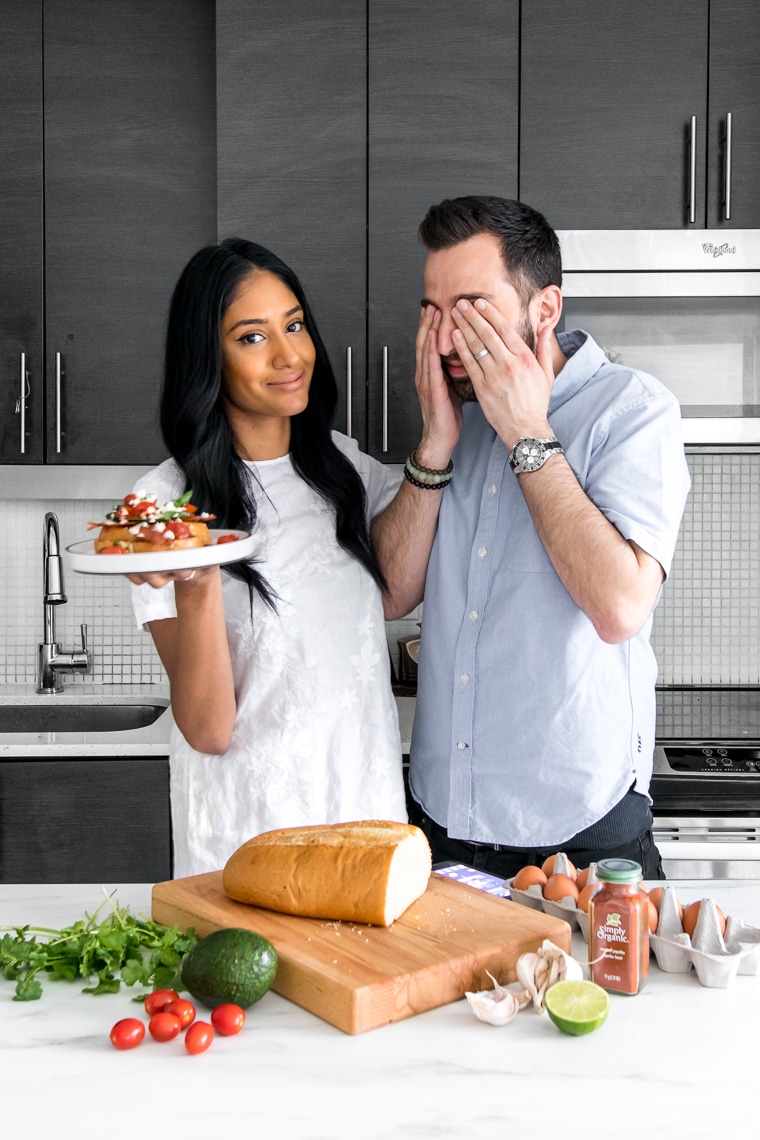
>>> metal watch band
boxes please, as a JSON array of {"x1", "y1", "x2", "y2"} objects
[{"x1": 508, "y1": 437, "x2": 564, "y2": 474}]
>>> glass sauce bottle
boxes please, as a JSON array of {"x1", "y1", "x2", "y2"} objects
[{"x1": 589, "y1": 858, "x2": 649, "y2": 996}]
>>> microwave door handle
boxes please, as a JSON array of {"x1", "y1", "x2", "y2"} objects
[
  {"x1": 688, "y1": 115, "x2": 697, "y2": 225},
  {"x1": 724, "y1": 112, "x2": 733, "y2": 222}
]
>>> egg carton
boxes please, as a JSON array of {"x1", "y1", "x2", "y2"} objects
[
  {"x1": 506, "y1": 852, "x2": 594, "y2": 939},
  {"x1": 649, "y1": 887, "x2": 760, "y2": 988}
]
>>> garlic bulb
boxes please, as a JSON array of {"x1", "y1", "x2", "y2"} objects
[
  {"x1": 516, "y1": 939, "x2": 584, "y2": 1012},
  {"x1": 465, "y1": 971, "x2": 531, "y2": 1026}
]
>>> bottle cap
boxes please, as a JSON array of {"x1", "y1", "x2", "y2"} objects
[{"x1": 596, "y1": 858, "x2": 643, "y2": 883}]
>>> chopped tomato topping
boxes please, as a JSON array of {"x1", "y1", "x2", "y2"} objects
[
  {"x1": 123, "y1": 493, "x2": 140, "y2": 507},
  {"x1": 168, "y1": 520, "x2": 191, "y2": 539},
  {"x1": 216, "y1": 534, "x2": 239, "y2": 544},
  {"x1": 132, "y1": 501, "x2": 158, "y2": 518}
]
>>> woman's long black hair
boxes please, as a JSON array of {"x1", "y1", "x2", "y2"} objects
[{"x1": 161, "y1": 237, "x2": 387, "y2": 606}]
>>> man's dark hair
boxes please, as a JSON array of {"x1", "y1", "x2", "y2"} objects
[{"x1": 418, "y1": 196, "x2": 562, "y2": 306}]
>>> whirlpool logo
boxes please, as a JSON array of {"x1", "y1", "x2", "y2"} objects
[{"x1": 702, "y1": 242, "x2": 736, "y2": 257}]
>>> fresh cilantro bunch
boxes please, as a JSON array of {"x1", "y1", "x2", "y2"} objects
[{"x1": 0, "y1": 893, "x2": 197, "y2": 1002}]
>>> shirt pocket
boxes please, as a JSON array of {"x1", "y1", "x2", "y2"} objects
[{"x1": 502, "y1": 494, "x2": 555, "y2": 574}]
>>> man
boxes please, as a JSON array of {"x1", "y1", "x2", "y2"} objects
[{"x1": 373, "y1": 196, "x2": 690, "y2": 879}]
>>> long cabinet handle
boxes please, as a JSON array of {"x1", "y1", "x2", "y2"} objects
[
  {"x1": 688, "y1": 115, "x2": 697, "y2": 225},
  {"x1": 382, "y1": 346, "x2": 388, "y2": 453},
  {"x1": 18, "y1": 352, "x2": 27, "y2": 454},
  {"x1": 55, "y1": 352, "x2": 62, "y2": 454},
  {"x1": 345, "y1": 346, "x2": 352, "y2": 438},
  {"x1": 724, "y1": 111, "x2": 733, "y2": 222}
]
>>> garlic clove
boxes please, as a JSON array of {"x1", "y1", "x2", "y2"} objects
[{"x1": 464, "y1": 971, "x2": 527, "y2": 1026}]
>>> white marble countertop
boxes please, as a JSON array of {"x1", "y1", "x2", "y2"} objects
[
  {"x1": 0, "y1": 683, "x2": 173, "y2": 757},
  {"x1": 1, "y1": 880, "x2": 757, "y2": 1139}
]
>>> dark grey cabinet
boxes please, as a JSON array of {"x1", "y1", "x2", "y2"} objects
[
  {"x1": 706, "y1": 0, "x2": 760, "y2": 228},
  {"x1": 0, "y1": 1, "x2": 43, "y2": 464},
  {"x1": 216, "y1": 0, "x2": 367, "y2": 446},
  {"x1": 0, "y1": 757, "x2": 171, "y2": 883},
  {"x1": 367, "y1": 0, "x2": 519, "y2": 462},
  {"x1": 1, "y1": 0, "x2": 217, "y2": 466},
  {"x1": 216, "y1": 1, "x2": 519, "y2": 464},
  {"x1": 520, "y1": 0, "x2": 760, "y2": 231}
]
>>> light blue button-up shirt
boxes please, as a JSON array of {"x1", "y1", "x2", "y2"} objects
[{"x1": 409, "y1": 330, "x2": 691, "y2": 847}]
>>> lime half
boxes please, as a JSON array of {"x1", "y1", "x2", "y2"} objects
[{"x1": 544, "y1": 980, "x2": 610, "y2": 1036}]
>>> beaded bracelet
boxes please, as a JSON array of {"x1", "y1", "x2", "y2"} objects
[
  {"x1": 403, "y1": 466, "x2": 451, "y2": 490},
  {"x1": 405, "y1": 452, "x2": 453, "y2": 488},
  {"x1": 409, "y1": 449, "x2": 453, "y2": 477}
]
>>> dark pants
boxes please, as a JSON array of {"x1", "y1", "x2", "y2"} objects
[{"x1": 407, "y1": 799, "x2": 665, "y2": 881}]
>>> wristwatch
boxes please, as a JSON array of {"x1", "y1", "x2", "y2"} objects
[{"x1": 508, "y1": 436, "x2": 564, "y2": 474}]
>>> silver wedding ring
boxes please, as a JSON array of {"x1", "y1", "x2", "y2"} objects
[
  {"x1": 473, "y1": 347, "x2": 490, "y2": 361},
  {"x1": 184, "y1": 569, "x2": 196, "y2": 581}
]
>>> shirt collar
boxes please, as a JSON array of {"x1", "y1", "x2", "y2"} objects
[{"x1": 548, "y1": 329, "x2": 608, "y2": 414}]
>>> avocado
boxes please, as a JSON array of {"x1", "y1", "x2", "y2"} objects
[{"x1": 180, "y1": 927, "x2": 278, "y2": 1010}]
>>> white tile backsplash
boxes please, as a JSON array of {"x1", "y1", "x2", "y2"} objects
[{"x1": 2, "y1": 448, "x2": 757, "y2": 688}]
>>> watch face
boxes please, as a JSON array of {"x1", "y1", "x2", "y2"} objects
[{"x1": 513, "y1": 439, "x2": 546, "y2": 471}]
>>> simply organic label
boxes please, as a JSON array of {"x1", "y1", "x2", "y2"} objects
[{"x1": 596, "y1": 912, "x2": 630, "y2": 946}]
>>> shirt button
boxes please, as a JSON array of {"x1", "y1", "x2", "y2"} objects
[
  {"x1": 469, "y1": 610, "x2": 478, "y2": 621},
  {"x1": 457, "y1": 741, "x2": 467, "y2": 750},
  {"x1": 488, "y1": 484, "x2": 497, "y2": 495},
  {"x1": 477, "y1": 547, "x2": 487, "y2": 558},
  {"x1": 460, "y1": 673, "x2": 470, "y2": 684}
]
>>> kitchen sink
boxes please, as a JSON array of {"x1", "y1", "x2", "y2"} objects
[{"x1": 0, "y1": 701, "x2": 169, "y2": 734}]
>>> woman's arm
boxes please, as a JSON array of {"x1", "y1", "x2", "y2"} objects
[{"x1": 132, "y1": 566, "x2": 237, "y2": 754}]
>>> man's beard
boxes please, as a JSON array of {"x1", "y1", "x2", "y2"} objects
[{"x1": 443, "y1": 311, "x2": 536, "y2": 403}]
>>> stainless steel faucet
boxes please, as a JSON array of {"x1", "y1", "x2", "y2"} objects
[{"x1": 36, "y1": 511, "x2": 92, "y2": 693}]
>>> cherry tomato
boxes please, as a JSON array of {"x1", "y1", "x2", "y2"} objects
[
  {"x1": 185, "y1": 1021, "x2": 215, "y2": 1054},
  {"x1": 148, "y1": 1012, "x2": 182, "y2": 1042},
  {"x1": 100, "y1": 545, "x2": 128, "y2": 554},
  {"x1": 144, "y1": 988, "x2": 180, "y2": 1016},
  {"x1": 216, "y1": 533, "x2": 239, "y2": 544},
  {"x1": 164, "y1": 998, "x2": 196, "y2": 1029},
  {"x1": 110, "y1": 1018, "x2": 146, "y2": 1050},
  {"x1": 210, "y1": 1003, "x2": 246, "y2": 1036},
  {"x1": 124, "y1": 493, "x2": 139, "y2": 507}
]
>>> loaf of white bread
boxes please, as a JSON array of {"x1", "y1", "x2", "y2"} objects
[{"x1": 222, "y1": 820, "x2": 433, "y2": 926}]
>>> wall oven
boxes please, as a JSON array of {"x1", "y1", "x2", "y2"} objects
[
  {"x1": 651, "y1": 686, "x2": 760, "y2": 879},
  {"x1": 558, "y1": 230, "x2": 760, "y2": 443}
]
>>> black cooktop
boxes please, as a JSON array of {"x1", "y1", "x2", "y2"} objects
[{"x1": 656, "y1": 686, "x2": 760, "y2": 743}]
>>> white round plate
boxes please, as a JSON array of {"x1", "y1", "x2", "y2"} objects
[{"x1": 66, "y1": 529, "x2": 255, "y2": 575}]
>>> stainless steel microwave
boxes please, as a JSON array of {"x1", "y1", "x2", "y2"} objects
[{"x1": 557, "y1": 231, "x2": 760, "y2": 444}]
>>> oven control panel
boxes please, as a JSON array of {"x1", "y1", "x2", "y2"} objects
[{"x1": 655, "y1": 745, "x2": 760, "y2": 775}]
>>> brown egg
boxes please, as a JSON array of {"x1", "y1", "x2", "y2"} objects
[
  {"x1": 682, "y1": 899, "x2": 727, "y2": 939},
  {"x1": 576, "y1": 882, "x2": 599, "y2": 913},
  {"x1": 512, "y1": 865, "x2": 548, "y2": 891},
  {"x1": 648, "y1": 887, "x2": 683, "y2": 921},
  {"x1": 647, "y1": 898, "x2": 659, "y2": 934},
  {"x1": 543, "y1": 873, "x2": 580, "y2": 903},
  {"x1": 575, "y1": 867, "x2": 590, "y2": 890},
  {"x1": 541, "y1": 854, "x2": 577, "y2": 881}
]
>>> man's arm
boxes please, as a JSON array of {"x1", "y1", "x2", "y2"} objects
[
  {"x1": 516, "y1": 457, "x2": 665, "y2": 642},
  {"x1": 451, "y1": 296, "x2": 665, "y2": 643},
  {"x1": 372, "y1": 305, "x2": 462, "y2": 620}
]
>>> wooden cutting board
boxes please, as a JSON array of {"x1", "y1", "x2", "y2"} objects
[{"x1": 152, "y1": 871, "x2": 573, "y2": 1035}]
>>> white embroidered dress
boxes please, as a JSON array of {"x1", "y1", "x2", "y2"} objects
[{"x1": 130, "y1": 433, "x2": 406, "y2": 877}]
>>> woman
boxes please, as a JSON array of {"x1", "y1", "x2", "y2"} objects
[{"x1": 128, "y1": 238, "x2": 407, "y2": 877}]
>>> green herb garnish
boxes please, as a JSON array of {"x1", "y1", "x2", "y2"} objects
[{"x1": 0, "y1": 891, "x2": 197, "y2": 1002}]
